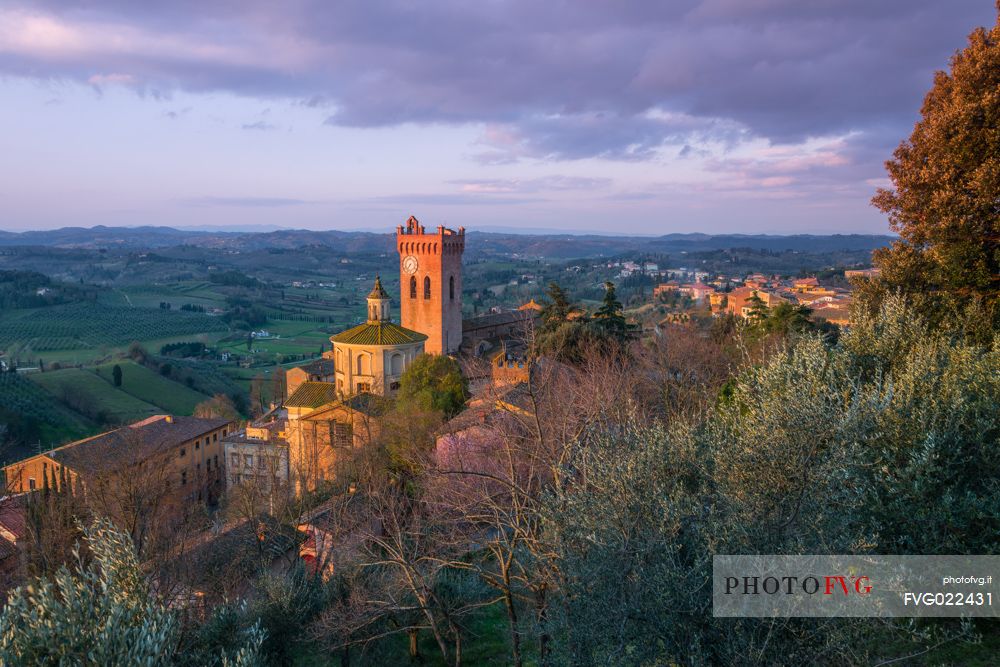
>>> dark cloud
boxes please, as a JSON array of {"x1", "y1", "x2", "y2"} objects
[{"x1": 2, "y1": 1, "x2": 995, "y2": 159}]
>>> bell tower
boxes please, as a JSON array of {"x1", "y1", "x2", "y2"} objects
[{"x1": 396, "y1": 215, "x2": 465, "y2": 354}]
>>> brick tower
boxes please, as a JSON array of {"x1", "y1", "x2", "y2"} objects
[{"x1": 396, "y1": 216, "x2": 465, "y2": 354}]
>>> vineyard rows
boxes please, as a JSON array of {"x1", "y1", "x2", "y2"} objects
[
  {"x1": 0, "y1": 372, "x2": 89, "y2": 430},
  {"x1": 0, "y1": 303, "x2": 229, "y2": 351}
]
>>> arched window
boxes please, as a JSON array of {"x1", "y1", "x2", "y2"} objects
[
  {"x1": 391, "y1": 353, "x2": 404, "y2": 375},
  {"x1": 449, "y1": 275, "x2": 455, "y2": 301},
  {"x1": 423, "y1": 276, "x2": 431, "y2": 299},
  {"x1": 357, "y1": 354, "x2": 369, "y2": 375},
  {"x1": 409, "y1": 276, "x2": 417, "y2": 299}
]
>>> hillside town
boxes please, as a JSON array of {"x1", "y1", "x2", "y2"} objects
[
  {"x1": 0, "y1": 2, "x2": 998, "y2": 664},
  {"x1": 0, "y1": 217, "x2": 882, "y2": 596}
]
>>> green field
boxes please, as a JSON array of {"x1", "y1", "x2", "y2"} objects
[
  {"x1": 0, "y1": 372, "x2": 98, "y2": 462},
  {"x1": 0, "y1": 302, "x2": 230, "y2": 352},
  {"x1": 29, "y1": 367, "x2": 162, "y2": 424},
  {"x1": 93, "y1": 360, "x2": 211, "y2": 414}
]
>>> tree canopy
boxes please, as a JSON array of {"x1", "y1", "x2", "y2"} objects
[
  {"x1": 871, "y1": 5, "x2": 1000, "y2": 324},
  {"x1": 397, "y1": 353, "x2": 468, "y2": 419}
]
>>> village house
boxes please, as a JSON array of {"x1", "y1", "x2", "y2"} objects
[
  {"x1": 679, "y1": 282, "x2": 716, "y2": 302},
  {"x1": 285, "y1": 358, "x2": 335, "y2": 399},
  {"x1": 2, "y1": 415, "x2": 234, "y2": 509},
  {"x1": 222, "y1": 415, "x2": 290, "y2": 493},
  {"x1": 726, "y1": 286, "x2": 786, "y2": 318}
]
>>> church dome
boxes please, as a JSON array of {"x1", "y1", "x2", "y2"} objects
[{"x1": 331, "y1": 322, "x2": 427, "y2": 346}]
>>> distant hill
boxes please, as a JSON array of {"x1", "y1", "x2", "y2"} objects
[{"x1": 0, "y1": 225, "x2": 894, "y2": 259}]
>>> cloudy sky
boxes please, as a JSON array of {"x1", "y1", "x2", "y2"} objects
[{"x1": 0, "y1": 1, "x2": 994, "y2": 234}]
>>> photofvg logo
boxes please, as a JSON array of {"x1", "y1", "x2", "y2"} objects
[
  {"x1": 723, "y1": 572, "x2": 872, "y2": 597},
  {"x1": 713, "y1": 555, "x2": 1000, "y2": 618}
]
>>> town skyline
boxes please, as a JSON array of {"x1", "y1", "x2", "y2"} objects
[{"x1": 1, "y1": 1, "x2": 996, "y2": 234}]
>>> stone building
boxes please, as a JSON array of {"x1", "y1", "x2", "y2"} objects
[
  {"x1": 222, "y1": 416, "x2": 290, "y2": 494},
  {"x1": 286, "y1": 358, "x2": 335, "y2": 398},
  {"x1": 2, "y1": 415, "x2": 234, "y2": 508},
  {"x1": 396, "y1": 216, "x2": 465, "y2": 354},
  {"x1": 331, "y1": 276, "x2": 427, "y2": 397}
]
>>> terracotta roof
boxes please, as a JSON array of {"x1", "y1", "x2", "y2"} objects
[
  {"x1": 48, "y1": 416, "x2": 231, "y2": 475},
  {"x1": 302, "y1": 392, "x2": 391, "y2": 420},
  {"x1": 462, "y1": 309, "x2": 536, "y2": 331},
  {"x1": 331, "y1": 321, "x2": 427, "y2": 346},
  {"x1": 341, "y1": 392, "x2": 390, "y2": 416},
  {"x1": 518, "y1": 299, "x2": 543, "y2": 311},
  {"x1": 0, "y1": 497, "x2": 26, "y2": 540},
  {"x1": 285, "y1": 382, "x2": 339, "y2": 409},
  {"x1": 296, "y1": 358, "x2": 335, "y2": 377},
  {"x1": 0, "y1": 536, "x2": 16, "y2": 561}
]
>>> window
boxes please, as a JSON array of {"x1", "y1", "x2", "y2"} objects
[
  {"x1": 409, "y1": 276, "x2": 417, "y2": 298},
  {"x1": 207, "y1": 459, "x2": 212, "y2": 472},
  {"x1": 195, "y1": 440, "x2": 200, "y2": 450},
  {"x1": 259, "y1": 456, "x2": 268, "y2": 469},
  {"x1": 181, "y1": 471, "x2": 187, "y2": 486},
  {"x1": 449, "y1": 275, "x2": 455, "y2": 301},
  {"x1": 197, "y1": 463, "x2": 201, "y2": 472},
  {"x1": 245, "y1": 455, "x2": 254, "y2": 468},
  {"x1": 391, "y1": 353, "x2": 403, "y2": 375},
  {"x1": 213, "y1": 433, "x2": 218, "y2": 442},
  {"x1": 356, "y1": 382, "x2": 371, "y2": 393},
  {"x1": 214, "y1": 455, "x2": 218, "y2": 467},
  {"x1": 333, "y1": 422, "x2": 353, "y2": 448},
  {"x1": 231, "y1": 455, "x2": 240, "y2": 469},
  {"x1": 179, "y1": 448, "x2": 186, "y2": 457},
  {"x1": 28, "y1": 478, "x2": 36, "y2": 491},
  {"x1": 390, "y1": 381, "x2": 401, "y2": 391},
  {"x1": 423, "y1": 276, "x2": 431, "y2": 299}
]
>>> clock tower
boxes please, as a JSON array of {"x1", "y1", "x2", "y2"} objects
[{"x1": 396, "y1": 215, "x2": 465, "y2": 355}]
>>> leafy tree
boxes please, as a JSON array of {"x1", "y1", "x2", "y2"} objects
[
  {"x1": 0, "y1": 518, "x2": 264, "y2": 666},
  {"x1": 743, "y1": 292, "x2": 769, "y2": 324},
  {"x1": 757, "y1": 302, "x2": 814, "y2": 336},
  {"x1": 539, "y1": 282, "x2": 573, "y2": 329},
  {"x1": 544, "y1": 297, "x2": 996, "y2": 665},
  {"x1": 112, "y1": 363, "x2": 123, "y2": 387},
  {"x1": 593, "y1": 281, "x2": 625, "y2": 329},
  {"x1": 397, "y1": 353, "x2": 468, "y2": 418},
  {"x1": 871, "y1": 5, "x2": 1000, "y2": 327},
  {"x1": 195, "y1": 394, "x2": 241, "y2": 421}
]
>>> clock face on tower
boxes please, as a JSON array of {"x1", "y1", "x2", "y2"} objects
[{"x1": 402, "y1": 255, "x2": 419, "y2": 274}]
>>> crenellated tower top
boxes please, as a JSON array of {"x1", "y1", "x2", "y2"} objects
[{"x1": 395, "y1": 215, "x2": 465, "y2": 354}]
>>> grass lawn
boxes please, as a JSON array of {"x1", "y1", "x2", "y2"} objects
[
  {"x1": 93, "y1": 360, "x2": 211, "y2": 414},
  {"x1": 30, "y1": 367, "x2": 161, "y2": 424}
]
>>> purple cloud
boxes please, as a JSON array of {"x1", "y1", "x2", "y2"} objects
[{"x1": 0, "y1": 0, "x2": 994, "y2": 161}]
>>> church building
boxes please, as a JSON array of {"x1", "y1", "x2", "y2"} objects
[{"x1": 330, "y1": 275, "x2": 427, "y2": 397}]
